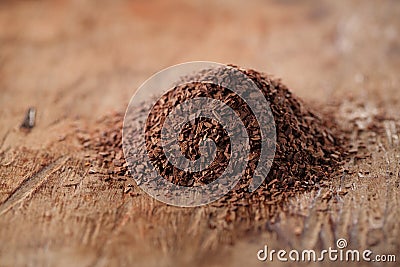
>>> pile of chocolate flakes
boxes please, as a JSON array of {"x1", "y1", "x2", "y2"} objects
[{"x1": 80, "y1": 65, "x2": 347, "y2": 204}]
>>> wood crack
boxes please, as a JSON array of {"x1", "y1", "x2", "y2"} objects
[{"x1": 0, "y1": 156, "x2": 69, "y2": 216}]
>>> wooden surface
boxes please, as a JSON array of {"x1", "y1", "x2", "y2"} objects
[{"x1": 1, "y1": 1, "x2": 400, "y2": 266}]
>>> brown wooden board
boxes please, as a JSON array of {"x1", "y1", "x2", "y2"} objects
[{"x1": 1, "y1": 1, "x2": 399, "y2": 266}]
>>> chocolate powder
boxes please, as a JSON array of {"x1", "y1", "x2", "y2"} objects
[{"x1": 81, "y1": 65, "x2": 346, "y2": 203}]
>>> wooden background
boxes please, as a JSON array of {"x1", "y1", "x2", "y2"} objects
[{"x1": 1, "y1": 0, "x2": 399, "y2": 266}]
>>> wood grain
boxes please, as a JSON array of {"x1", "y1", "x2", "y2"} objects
[{"x1": 0, "y1": 0, "x2": 399, "y2": 266}]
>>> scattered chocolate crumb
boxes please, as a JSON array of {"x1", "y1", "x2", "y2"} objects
[{"x1": 20, "y1": 107, "x2": 36, "y2": 130}]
